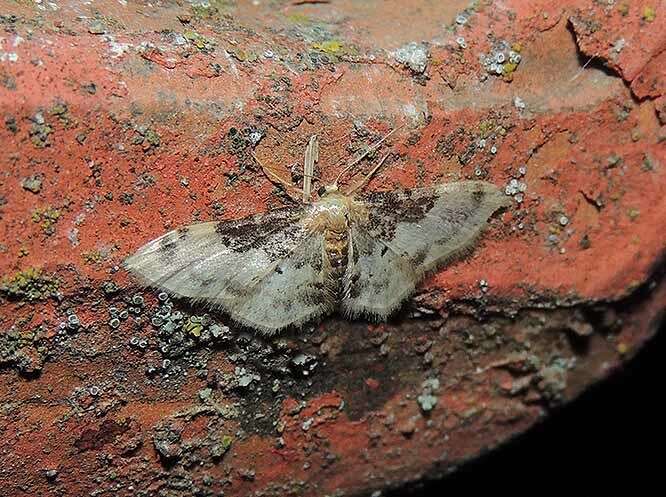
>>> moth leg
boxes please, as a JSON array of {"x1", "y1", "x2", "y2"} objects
[
  {"x1": 334, "y1": 125, "x2": 402, "y2": 186},
  {"x1": 345, "y1": 153, "x2": 391, "y2": 195},
  {"x1": 303, "y1": 135, "x2": 319, "y2": 203},
  {"x1": 252, "y1": 152, "x2": 304, "y2": 201}
]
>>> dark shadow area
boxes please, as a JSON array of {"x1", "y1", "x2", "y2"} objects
[
  {"x1": 392, "y1": 316, "x2": 665, "y2": 494},
  {"x1": 566, "y1": 18, "x2": 621, "y2": 80}
]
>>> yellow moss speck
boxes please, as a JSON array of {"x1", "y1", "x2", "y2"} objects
[
  {"x1": 312, "y1": 40, "x2": 345, "y2": 56},
  {"x1": 627, "y1": 208, "x2": 640, "y2": 221},
  {"x1": 0, "y1": 267, "x2": 59, "y2": 301},
  {"x1": 643, "y1": 6, "x2": 656, "y2": 22},
  {"x1": 286, "y1": 13, "x2": 310, "y2": 24},
  {"x1": 183, "y1": 318, "x2": 203, "y2": 337},
  {"x1": 82, "y1": 250, "x2": 104, "y2": 264},
  {"x1": 32, "y1": 207, "x2": 61, "y2": 236}
]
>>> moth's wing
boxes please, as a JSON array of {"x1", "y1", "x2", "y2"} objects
[
  {"x1": 224, "y1": 231, "x2": 336, "y2": 333},
  {"x1": 343, "y1": 226, "x2": 419, "y2": 318},
  {"x1": 343, "y1": 181, "x2": 509, "y2": 318},
  {"x1": 124, "y1": 206, "x2": 334, "y2": 334}
]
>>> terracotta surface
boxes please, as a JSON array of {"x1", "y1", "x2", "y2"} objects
[{"x1": 0, "y1": 1, "x2": 664, "y2": 496}]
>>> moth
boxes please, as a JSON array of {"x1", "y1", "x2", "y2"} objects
[{"x1": 125, "y1": 131, "x2": 509, "y2": 334}]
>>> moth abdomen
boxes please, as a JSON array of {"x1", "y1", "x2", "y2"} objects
[{"x1": 324, "y1": 228, "x2": 350, "y2": 298}]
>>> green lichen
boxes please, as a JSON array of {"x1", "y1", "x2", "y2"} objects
[
  {"x1": 144, "y1": 128, "x2": 161, "y2": 147},
  {"x1": 627, "y1": 208, "x2": 640, "y2": 221},
  {"x1": 502, "y1": 61, "x2": 518, "y2": 76},
  {"x1": 220, "y1": 435, "x2": 233, "y2": 451},
  {"x1": 230, "y1": 48, "x2": 258, "y2": 63},
  {"x1": 642, "y1": 6, "x2": 656, "y2": 22},
  {"x1": 132, "y1": 127, "x2": 160, "y2": 150},
  {"x1": 285, "y1": 13, "x2": 311, "y2": 24},
  {"x1": 183, "y1": 30, "x2": 214, "y2": 51},
  {"x1": 82, "y1": 250, "x2": 104, "y2": 264},
  {"x1": 30, "y1": 122, "x2": 53, "y2": 148},
  {"x1": 311, "y1": 40, "x2": 345, "y2": 56},
  {"x1": 50, "y1": 101, "x2": 75, "y2": 127},
  {"x1": 642, "y1": 154, "x2": 655, "y2": 171},
  {"x1": 0, "y1": 267, "x2": 59, "y2": 301},
  {"x1": 478, "y1": 120, "x2": 495, "y2": 137},
  {"x1": 31, "y1": 207, "x2": 61, "y2": 235},
  {"x1": 211, "y1": 435, "x2": 233, "y2": 458},
  {"x1": 183, "y1": 317, "x2": 203, "y2": 337},
  {"x1": 0, "y1": 325, "x2": 49, "y2": 375},
  {"x1": 191, "y1": 0, "x2": 234, "y2": 19},
  {"x1": 21, "y1": 174, "x2": 43, "y2": 193}
]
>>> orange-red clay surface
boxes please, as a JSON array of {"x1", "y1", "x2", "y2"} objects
[{"x1": 0, "y1": 1, "x2": 664, "y2": 496}]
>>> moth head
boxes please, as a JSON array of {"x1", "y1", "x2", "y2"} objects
[{"x1": 318, "y1": 184, "x2": 340, "y2": 197}]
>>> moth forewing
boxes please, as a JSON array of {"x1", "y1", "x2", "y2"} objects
[{"x1": 124, "y1": 206, "x2": 335, "y2": 334}]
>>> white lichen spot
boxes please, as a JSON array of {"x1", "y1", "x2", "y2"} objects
[
  {"x1": 480, "y1": 40, "x2": 522, "y2": 77},
  {"x1": 505, "y1": 177, "x2": 527, "y2": 203},
  {"x1": 612, "y1": 38, "x2": 626, "y2": 54},
  {"x1": 0, "y1": 52, "x2": 18, "y2": 63},
  {"x1": 402, "y1": 103, "x2": 418, "y2": 121},
  {"x1": 417, "y1": 377, "x2": 440, "y2": 413},
  {"x1": 103, "y1": 35, "x2": 132, "y2": 58},
  {"x1": 392, "y1": 42, "x2": 429, "y2": 74}
]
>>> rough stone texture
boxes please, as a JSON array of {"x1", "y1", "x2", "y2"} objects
[{"x1": 0, "y1": 1, "x2": 664, "y2": 496}]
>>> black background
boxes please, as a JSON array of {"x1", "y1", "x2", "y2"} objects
[{"x1": 390, "y1": 318, "x2": 665, "y2": 495}]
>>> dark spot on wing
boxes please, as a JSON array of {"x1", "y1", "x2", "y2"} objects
[
  {"x1": 472, "y1": 188, "x2": 485, "y2": 206},
  {"x1": 215, "y1": 207, "x2": 304, "y2": 254},
  {"x1": 158, "y1": 232, "x2": 178, "y2": 263},
  {"x1": 309, "y1": 255, "x2": 323, "y2": 272},
  {"x1": 363, "y1": 189, "x2": 436, "y2": 240},
  {"x1": 412, "y1": 248, "x2": 428, "y2": 266}
]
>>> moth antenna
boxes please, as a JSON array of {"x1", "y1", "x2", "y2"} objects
[
  {"x1": 345, "y1": 152, "x2": 391, "y2": 195},
  {"x1": 334, "y1": 125, "x2": 403, "y2": 186},
  {"x1": 569, "y1": 53, "x2": 598, "y2": 82},
  {"x1": 303, "y1": 135, "x2": 319, "y2": 203},
  {"x1": 252, "y1": 152, "x2": 304, "y2": 201}
]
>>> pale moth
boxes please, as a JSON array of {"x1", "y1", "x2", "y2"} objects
[{"x1": 124, "y1": 130, "x2": 509, "y2": 334}]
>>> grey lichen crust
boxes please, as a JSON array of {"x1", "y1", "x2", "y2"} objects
[{"x1": 125, "y1": 180, "x2": 508, "y2": 334}]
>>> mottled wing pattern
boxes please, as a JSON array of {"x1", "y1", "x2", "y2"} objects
[
  {"x1": 124, "y1": 207, "x2": 334, "y2": 334},
  {"x1": 343, "y1": 227, "x2": 419, "y2": 318},
  {"x1": 343, "y1": 181, "x2": 508, "y2": 318}
]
